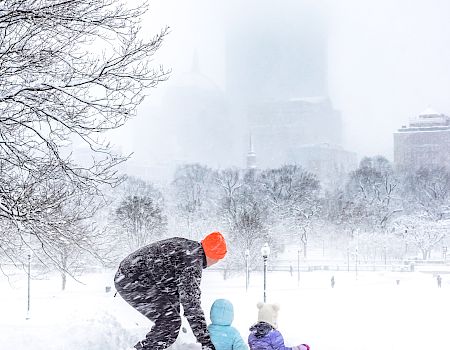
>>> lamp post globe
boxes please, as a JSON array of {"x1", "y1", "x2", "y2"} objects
[{"x1": 261, "y1": 243, "x2": 270, "y2": 258}]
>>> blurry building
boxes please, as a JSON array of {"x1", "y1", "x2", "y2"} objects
[
  {"x1": 160, "y1": 55, "x2": 240, "y2": 168},
  {"x1": 248, "y1": 97, "x2": 342, "y2": 168},
  {"x1": 394, "y1": 107, "x2": 450, "y2": 171},
  {"x1": 225, "y1": 1, "x2": 328, "y2": 105},
  {"x1": 225, "y1": 0, "x2": 350, "y2": 180},
  {"x1": 293, "y1": 143, "x2": 357, "y2": 190}
]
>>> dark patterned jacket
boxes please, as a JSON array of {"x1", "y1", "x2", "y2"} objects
[{"x1": 117, "y1": 237, "x2": 215, "y2": 349}]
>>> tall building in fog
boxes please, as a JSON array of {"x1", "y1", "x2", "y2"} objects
[
  {"x1": 225, "y1": 1, "x2": 346, "y2": 174},
  {"x1": 294, "y1": 143, "x2": 357, "y2": 190},
  {"x1": 394, "y1": 108, "x2": 450, "y2": 171},
  {"x1": 225, "y1": 2, "x2": 328, "y2": 104},
  {"x1": 247, "y1": 97, "x2": 342, "y2": 167}
]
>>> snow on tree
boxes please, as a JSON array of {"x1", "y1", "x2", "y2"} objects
[
  {"x1": 394, "y1": 166, "x2": 450, "y2": 259},
  {"x1": 170, "y1": 163, "x2": 217, "y2": 238},
  {"x1": 391, "y1": 213, "x2": 449, "y2": 260},
  {"x1": 258, "y1": 165, "x2": 320, "y2": 258},
  {"x1": 321, "y1": 157, "x2": 403, "y2": 262},
  {"x1": 345, "y1": 156, "x2": 401, "y2": 231},
  {"x1": 401, "y1": 166, "x2": 450, "y2": 220},
  {"x1": 0, "y1": 166, "x2": 103, "y2": 274},
  {"x1": 105, "y1": 176, "x2": 167, "y2": 254},
  {"x1": 0, "y1": 0, "x2": 168, "y2": 265},
  {"x1": 215, "y1": 168, "x2": 270, "y2": 272}
]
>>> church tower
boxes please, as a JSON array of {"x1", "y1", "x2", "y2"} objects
[{"x1": 246, "y1": 134, "x2": 257, "y2": 169}]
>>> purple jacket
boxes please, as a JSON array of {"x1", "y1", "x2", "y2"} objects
[{"x1": 248, "y1": 322, "x2": 294, "y2": 350}]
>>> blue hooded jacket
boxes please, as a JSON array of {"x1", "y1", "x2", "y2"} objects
[{"x1": 208, "y1": 299, "x2": 248, "y2": 350}]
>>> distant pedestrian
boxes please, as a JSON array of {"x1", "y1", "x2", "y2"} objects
[
  {"x1": 437, "y1": 274, "x2": 442, "y2": 288},
  {"x1": 289, "y1": 265, "x2": 293, "y2": 277},
  {"x1": 330, "y1": 276, "x2": 335, "y2": 288}
]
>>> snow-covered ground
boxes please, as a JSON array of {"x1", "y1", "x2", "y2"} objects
[{"x1": 1, "y1": 267, "x2": 448, "y2": 350}]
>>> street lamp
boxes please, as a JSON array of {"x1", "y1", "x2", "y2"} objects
[
  {"x1": 245, "y1": 249, "x2": 250, "y2": 292},
  {"x1": 26, "y1": 249, "x2": 32, "y2": 320},
  {"x1": 261, "y1": 243, "x2": 270, "y2": 302}
]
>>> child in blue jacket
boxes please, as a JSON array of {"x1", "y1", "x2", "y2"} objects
[{"x1": 208, "y1": 298, "x2": 248, "y2": 350}]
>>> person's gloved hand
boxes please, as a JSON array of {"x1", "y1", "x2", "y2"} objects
[{"x1": 293, "y1": 344, "x2": 310, "y2": 350}]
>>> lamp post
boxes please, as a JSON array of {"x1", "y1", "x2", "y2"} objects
[
  {"x1": 26, "y1": 250, "x2": 31, "y2": 320},
  {"x1": 261, "y1": 243, "x2": 270, "y2": 302},
  {"x1": 297, "y1": 249, "x2": 300, "y2": 286},
  {"x1": 347, "y1": 247, "x2": 350, "y2": 272},
  {"x1": 245, "y1": 249, "x2": 250, "y2": 292}
]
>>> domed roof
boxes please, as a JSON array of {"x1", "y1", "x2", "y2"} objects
[
  {"x1": 418, "y1": 106, "x2": 440, "y2": 117},
  {"x1": 165, "y1": 51, "x2": 222, "y2": 93}
]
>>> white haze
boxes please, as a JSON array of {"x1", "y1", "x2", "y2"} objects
[{"x1": 110, "y1": 0, "x2": 450, "y2": 179}]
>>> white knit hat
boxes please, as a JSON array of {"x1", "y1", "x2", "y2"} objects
[{"x1": 257, "y1": 302, "x2": 280, "y2": 329}]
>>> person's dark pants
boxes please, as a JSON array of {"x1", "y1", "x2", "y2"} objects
[{"x1": 114, "y1": 271, "x2": 181, "y2": 350}]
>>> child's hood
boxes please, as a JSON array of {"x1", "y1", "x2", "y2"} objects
[
  {"x1": 249, "y1": 321, "x2": 274, "y2": 339},
  {"x1": 210, "y1": 298, "x2": 234, "y2": 326}
]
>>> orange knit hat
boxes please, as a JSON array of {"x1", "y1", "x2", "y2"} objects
[{"x1": 201, "y1": 232, "x2": 227, "y2": 260}]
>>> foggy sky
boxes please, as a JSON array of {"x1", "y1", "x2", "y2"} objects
[{"x1": 112, "y1": 0, "x2": 450, "y2": 177}]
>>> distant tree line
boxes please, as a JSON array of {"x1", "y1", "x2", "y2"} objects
[{"x1": 100, "y1": 157, "x2": 450, "y2": 274}]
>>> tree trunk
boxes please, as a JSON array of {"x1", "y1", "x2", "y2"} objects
[{"x1": 61, "y1": 272, "x2": 67, "y2": 291}]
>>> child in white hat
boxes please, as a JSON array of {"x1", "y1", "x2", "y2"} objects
[{"x1": 248, "y1": 302, "x2": 310, "y2": 350}]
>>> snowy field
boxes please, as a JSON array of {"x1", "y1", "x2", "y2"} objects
[{"x1": 1, "y1": 267, "x2": 448, "y2": 350}]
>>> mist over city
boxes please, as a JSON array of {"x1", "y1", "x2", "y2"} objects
[
  {"x1": 1, "y1": 1, "x2": 450, "y2": 350},
  {"x1": 113, "y1": 0, "x2": 450, "y2": 182}
]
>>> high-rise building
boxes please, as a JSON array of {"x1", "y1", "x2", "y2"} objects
[
  {"x1": 394, "y1": 108, "x2": 450, "y2": 171},
  {"x1": 225, "y1": 1, "x2": 328, "y2": 105},
  {"x1": 293, "y1": 143, "x2": 357, "y2": 190},
  {"x1": 225, "y1": 1, "x2": 347, "y2": 175},
  {"x1": 247, "y1": 97, "x2": 342, "y2": 168}
]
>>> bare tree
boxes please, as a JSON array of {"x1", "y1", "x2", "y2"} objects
[
  {"x1": 402, "y1": 166, "x2": 450, "y2": 220},
  {"x1": 51, "y1": 219, "x2": 98, "y2": 291},
  {"x1": 339, "y1": 156, "x2": 403, "y2": 262},
  {"x1": 216, "y1": 168, "x2": 270, "y2": 272},
  {"x1": 171, "y1": 163, "x2": 216, "y2": 237},
  {"x1": 106, "y1": 176, "x2": 167, "y2": 253},
  {"x1": 258, "y1": 165, "x2": 320, "y2": 257},
  {"x1": 0, "y1": 0, "x2": 168, "y2": 264},
  {"x1": 345, "y1": 156, "x2": 401, "y2": 230},
  {"x1": 392, "y1": 214, "x2": 448, "y2": 260},
  {"x1": 114, "y1": 195, "x2": 166, "y2": 250},
  {"x1": 393, "y1": 166, "x2": 450, "y2": 260}
]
